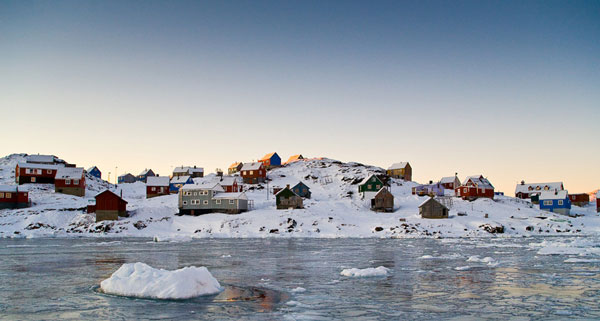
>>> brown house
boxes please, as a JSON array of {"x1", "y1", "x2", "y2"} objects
[
  {"x1": 568, "y1": 193, "x2": 590, "y2": 207},
  {"x1": 240, "y1": 162, "x2": 266, "y2": 184},
  {"x1": 146, "y1": 176, "x2": 170, "y2": 198},
  {"x1": 386, "y1": 162, "x2": 412, "y2": 181},
  {"x1": 370, "y1": 188, "x2": 394, "y2": 212},
  {"x1": 15, "y1": 163, "x2": 60, "y2": 184},
  {"x1": 419, "y1": 197, "x2": 449, "y2": 219},
  {"x1": 275, "y1": 185, "x2": 303, "y2": 209},
  {"x1": 90, "y1": 190, "x2": 128, "y2": 222},
  {"x1": 54, "y1": 167, "x2": 86, "y2": 197}
]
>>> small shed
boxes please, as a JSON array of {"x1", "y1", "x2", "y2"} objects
[
  {"x1": 419, "y1": 197, "x2": 449, "y2": 219},
  {"x1": 371, "y1": 188, "x2": 394, "y2": 212},
  {"x1": 292, "y1": 181, "x2": 311, "y2": 198},
  {"x1": 276, "y1": 185, "x2": 303, "y2": 209},
  {"x1": 86, "y1": 166, "x2": 102, "y2": 179},
  {"x1": 259, "y1": 152, "x2": 281, "y2": 168},
  {"x1": 118, "y1": 173, "x2": 137, "y2": 184},
  {"x1": 93, "y1": 190, "x2": 128, "y2": 222}
]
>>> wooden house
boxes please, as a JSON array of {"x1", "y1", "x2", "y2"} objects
[
  {"x1": 25, "y1": 154, "x2": 65, "y2": 165},
  {"x1": 137, "y1": 169, "x2": 156, "y2": 182},
  {"x1": 419, "y1": 197, "x2": 449, "y2": 219},
  {"x1": 218, "y1": 176, "x2": 241, "y2": 193},
  {"x1": 440, "y1": 176, "x2": 460, "y2": 190},
  {"x1": 240, "y1": 162, "x2": 266, "y2": 184},
  {"x1": 178, "y1": 183, "x2": 248, "y2": 215},
  {"x1": 370, "y1": 188, "x2": 394, "y2": 212},
  {"x1": 568, "y1": 193, "x2": 590, "y2": 207},
  {"x1": 173, "y1": 166, "x2": 204, "y2": 178},
  {"x1": 412, "y1": 182, "x2": 445, "y2": 197},
  {"x1": 515, "y1": 181, "x2": 564, "y2": 199},
  {"x1": 228, "y1": 162, "x2": 243, "y2": 175},
  {"x1": 358, "y1": 174, "x2": 386, "y2": 196},
  {"x1": 455, "y1": 175, "x2": 494, "y2": 200},
  {"x1": 0, "y1": 185, "x2": 30, "y2": 209},
  {"x1": 386, "y1": 162, "x2": 412, "y2": 181},
  {"x1": 146, "y1": 176, "x2": 170, "y2": 198},
  {"x1": 285, "y1": 154, "x2": 304, "y2": 165},
  {"x1": 15, "y1": 163, "x2": 60, "y2": 184},
  {"x1": 539, "y1": 190, "x2": 571, "y2": 215},
  {"x1": 292, "y1": 181, "x2": 311, "y2": 198},
  {"x1": 259, "y1": 152, "x2": 281, "y2": 169},
  {"x1": 276, "y1": 185, "x2": 303, "y2": 209},
  {"x1": 91, "y1": 190, "x2": 128, "y2": 222},
  {"x1": 169, "y1": 175, "x2": 193, "y2": 194},
  {"x1": 86, "y1": 166, "x2": 101, "y2": 179},
  {"x1": 118, "y1": 173, "x2": 136, "y2": 184},
  {"x1": 55, "y1": 167, "x2": 86, "y2": 197}
]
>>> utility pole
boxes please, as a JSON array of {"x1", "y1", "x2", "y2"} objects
[
  {"x1": 115, "y1": 166, "x2": 118, "y2": 185},
  {"x1": 108, "y1": 172, "x2": 111, "y2": 184}
]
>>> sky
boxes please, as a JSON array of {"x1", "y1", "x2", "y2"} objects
[{"x1": 1, "y1": 0, "x2": 599, "y2": 194}]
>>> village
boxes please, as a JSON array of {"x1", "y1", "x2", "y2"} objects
[{"x1": 0, "y1": 152, "x2": 598, "y2": 238}]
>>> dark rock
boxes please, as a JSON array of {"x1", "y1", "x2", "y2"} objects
[
  {"x1": 479, "y1": 224, "x2": 504, "y2": 234},
  {"x1": 133, "y1": 221, "x2": 147, "y2": 230},
  {"x1": 269, "y1": 229, "x2": 279, "y2": 234},
  {"x1": 525, "y1": 226, "x2": 534, "y2": 231},
  {"x1": 374, "y1": 227, "x2": 384, "y2": 232}
]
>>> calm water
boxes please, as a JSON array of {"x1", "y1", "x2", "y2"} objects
[{"x1": 1, "y1": 237, "x2": 599, "y2": 320}]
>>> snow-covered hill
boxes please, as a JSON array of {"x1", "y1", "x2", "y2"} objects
[{"x1": 0, "y1": 154, "x2": 599, "y2": 239}]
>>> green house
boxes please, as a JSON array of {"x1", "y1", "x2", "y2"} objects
[
  {"x1": 276, "y1": 185, "x2": 303, "y2": 209},
  {"x1": 358, "y1": 174, "x2": 385, "y2": 194}
]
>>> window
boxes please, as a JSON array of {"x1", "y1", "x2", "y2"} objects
[
  {"x1": 203, "y1": 200, "x2": 208, "y2": 205},
  {"x1": 25, "y1": 168, "x2": 31, "y2": 174},
  {"x1": 0, "y1": 193, "x2": 3, "y2": 198},
  {"x1": 47, "y1": 170, "x2": 52, "y2": 174},
  {"x1": 558, "y1": 200, "x2": 563, "y2": 206},
  {"x1": 229, "y1": 199, "x2": 235, "y2": 204},
  {"x1": 543, "y1": 200, "x2": 552, "y2": 206},
  {"x1": 74, "y1": 179, "x2": 79, "y2": 185},
  {"x1": 183, "y1": 201, "x2": 187, "y2": 205},
  {"x1": 152, "y1": 187, "x2": 156, "y2": 191},
  {"x1": 193, "y1": 192, "x2": 197, "y2": 196},
  {"x1": 376, "y1": 185, "x2": 380, "y2": 189},
  {"x1": 5, "y1": 193, "x2": 11, "y2": 198},
  {"x1": 36, "y1": 169, "x2": 42, "y2": 175},
  {"x1": 242, "y1": 171, "x2": 246, "y2": 175},
  {"x1": 464, "y1": 188, "x2": 468, "y2": 193},
  {"x1": 160, "y1": 187, "x2": 164, "y2": 193},
  {"x1": 216, "y1": 199, "x2": 221, "y2": 204},
  {"x1": 368, "y1": 184, "x2": 372, "y2": 189},
  {"x1": 259, "y1": 170, "x2": 262, "y2": 175},
  {"x1": 372, "y1": 177, "x2": 376, "y2": 182},
  {"x1": 31, "y1": 177, "x2": 36, "y2": 183},
  {"x1": 65, "y1": 179, "x2": 71, "y2": 185},
  {"x1": 250, "y1": 171, "x2": 254, "y2": 175}
]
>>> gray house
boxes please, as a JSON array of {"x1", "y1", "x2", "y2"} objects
[
  {"x1": 178, "y1": 183, "x2": 248, "y2": 215},
  {"x1": 419, "y1": 197, "x2": 449, "y2": 219}
]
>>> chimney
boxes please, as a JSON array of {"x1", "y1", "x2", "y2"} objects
[
  {"x1": 286, "y1": 184, "x2": 290, "y2": 189},
  {"x1": 120, "y1": 189, "x2": 123, "y2": 198},
  {"x1": 194, "y1": 165, "x2": 196, "y2": 169},
  {"x1": 521, "y1": 180, "x2": 525, "y2": 185},
  {"x1": 429, "y1": 180, "x2": 433, "y2": 184}
]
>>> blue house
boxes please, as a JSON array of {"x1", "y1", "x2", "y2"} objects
[
  {"x1": 87, "y1": 166, "x2": 101, "y2": 179},
  {"x1": 539, "y1": 190, "x2": 571, "y2": 215},
  {"x1": 137, "y1": 169, "x2": 156, "y2": 182},
  {"x1": 292, "y1": 181, "x2": 311, "y2": 199},
  {"x1": 169, "y1": 175, "x2": 193, "y2": 194},
  {"x1": 259, "y1": 152, "x2": 281, "y2": 168},
  {"x1": 118, "y1": 173, "x2": 136, "y2": 184},
  {"x1": 412, "y1": 182, "x2": 445, "y2": 196}
]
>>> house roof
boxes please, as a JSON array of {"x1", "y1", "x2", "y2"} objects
[
  {"x1": 539, "y1": 190, "x2": 569, "y2": 200},
  {"x1": 218, "y1": 176, "x2": 239, "y2": 186},
  {"x1": 213, "y1": 192, "x2": 247, "y2": 200},
  {"x1": 285, "y1": 155, "x2": 303, "y2": 164},
  {"x1": 275, "y1": 186, "x2": 299, "y2": 197},
  {"x1": 55, "y1": 167, "x2": 84, "y2": 180},
  {"x1": 26, "y1": 154, "x2": 60, "y2": 163},
  {"x1": 173, "y1": 166, "x2": 204, "y2": 174},
  {"x1": 95, "y1": 190, "x2": 128, "y2": 203},
  {"x1": 387, "y1": 162, "x2": 409, "y2": 170},
  {"x1": 358, "y1": 174, "x2": 381, "y2": 186},
  {"x1": 170, "y1": 175, "x2": 192, "y2": 184},
  {"x1": 259, "y1": 152, "x2": 278, "y2": 161},
  {"x1": 86, "y1": 166, "x2": 99, "y2": 172},
  {"x1": 292, "y1": 181, "x2": 309, "y2": 190},
  {"x1": 146, "y1": 176, "x2": 170, "y2": 187},
  {"x1": 0, "y1": 185, "x2": 28, "y2": 193},
  {"x1": 138, "y1": 169, "x2": 154, "y2": 176},
  {"x1": 515, "y1": 182, "x2": 564, "y2": 194},
  {"x1": 241, "y1": 162, "x2": 263, "y2": 171},
  {"x1": 374, "y1": 187, "x2": 392, "y2": 198},
  {"x1": 419, "y1": 197, "x2": 448, "y2": 209},
  {"x1": 180, "y1": 182, "x2": 225, "y2": 192},
  {"x1": 463, "y1": 175, "x2": 494, "y2": 189},
  {"x1": 440, "y1": 176, "x2": 458, "y2": 184},
  {"x1": 118, "y1": 173, "x2": 135, "y2": 178},
  {"x1": 17, "y1": 163, "x2": 61, "y2": 170},
  {"x1": 228, "y1": 162, "x2": 241, "y2": 169}
]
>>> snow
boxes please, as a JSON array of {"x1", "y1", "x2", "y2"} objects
[
  {"x1": 291, "y1": 287, "x2": 306, "y2": 293},
  {"x1": 100, "y1": 262, "x2": 223, "y2": 299},
  {"x1": 515, "y1": 182, "x2": 563, "y2": 194},
  {"x1": 55, "y1": 167, "x2": 84, "y2": 180},
  {"x1": 440, "y1": 176, "x2": 457, "y2": 184},
  {"x1": 1, "y1": 153, "x2": 600, "y2": 240},
  {"x1": 0, "y1": 185, "x2": 27, "y2": 193},
  {"x1": 539, "y1": 190, "x2": 568, "y2": 200},
  {"x1": 16, "y1": 162, "x2": 61, "y2": 170},
  {"x1": 387, "y1": 162, "x2": 408, "y2": 170},
  {"x1": 463, "y1": 175, "x2": 494, "y2": 189},
  {"x1": 340, "y1": 266, "x2": 390, "y2": 277},
  {"x1": 241, "y1": 162, "x2": 262, "y2": 171},
  {"x1": 170, "y1": 175, "x2": 191, "y2": 184}
]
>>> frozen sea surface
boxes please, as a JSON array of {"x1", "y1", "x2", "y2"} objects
[{"x1": 1, "y1": 236, "x2": 600, "y2": 320}]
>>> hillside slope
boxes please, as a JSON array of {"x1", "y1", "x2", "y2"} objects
[{"x1": 0, "y1": 154, "x2": 598, "y2": 239}]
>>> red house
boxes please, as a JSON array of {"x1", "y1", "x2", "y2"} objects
[
  {"x1": 219, "y1": 176, "x2": 241, "y2": 193},
  {"x1": 54, "y1": 167, "x2": 86, "y2": 197},
  {"x1": 15, "y1": 163, "x2": 60, "y2": 184},
  {"x1": 568, "y1": 193, "x2": 590, "y2": 207},
  {"x1": 440, "y1": 176, "x2": 461, "y2": 190},
  {"x1": 455, "y1": 175, "x2": 494, "y2": 200},
  {"x1": 0, "y1": 185, "x2": 30, "y2": 209},
  {"x1": 146, "y1": 176, "x2": 170, "y2": 198},
  {"x1": 240, "y1": 162, "x2": 266, "y2": 184},
  {"x1": 90, "y1": 190, "x2": 128, "y2": 222},
  {"x1": 597, "y1": 191, "x2": 600, "y2": 212}
]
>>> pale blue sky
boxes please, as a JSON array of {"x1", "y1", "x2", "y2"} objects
[{"x1": 1, "y1": 0, "x2": 599, "y2": 193}]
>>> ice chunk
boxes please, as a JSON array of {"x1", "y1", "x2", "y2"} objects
[
  {"x1": 291, "y1": 287, "x2": 306, "y2": 293},
  {"x1": 100, "y1": 262, "x2": 223, "y2": 299},
  {"x1": 340, "y1": 266, "x2": 389, "y2": 277}
]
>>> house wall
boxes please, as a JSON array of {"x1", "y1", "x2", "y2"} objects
[
  {"x1": 0, "y1": 191, "x2": 29, "y2": 209},
  {"x1": 16, "y1": 165, "x2": 57, "y2": 184},
  {"x1": 359, "y1": 177, "x2": 384, "y2": 193},
  {"x1": 179, "y1": 189, "x2": 246, "y2": 214},
  {"x1": 146, "y1": 185, "x2": 169, "y2": 198},
  {"x1": 455, "y1": 186, "x2": 494, "y2": 200},
  {"x1": 420, "y1": 201, "x2": 448, "y2": 219},
  {"x1": 96, "y1": 210, "x2": 119, "y2": 222},
  {"x1": 540, "y1": 198, "x2": 571, "y2": 215}
]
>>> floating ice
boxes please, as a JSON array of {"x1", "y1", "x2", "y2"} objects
[
  {"x1": 340, "y1": 266, "x2": 389, "y2": 277},
  {"x1": 466, "y1": 256, "x2": 498, "y2": 267},
  {"x1": 100, "y1": 262, "x2": 223, "y2": 299},
  {"x1": 291, "y1": 287, "x2": 306, "y2": 293}
]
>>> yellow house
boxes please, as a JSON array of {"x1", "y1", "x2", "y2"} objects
[{"x1": 386, "y1": 162, "x2": 412, "y2": 181}]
